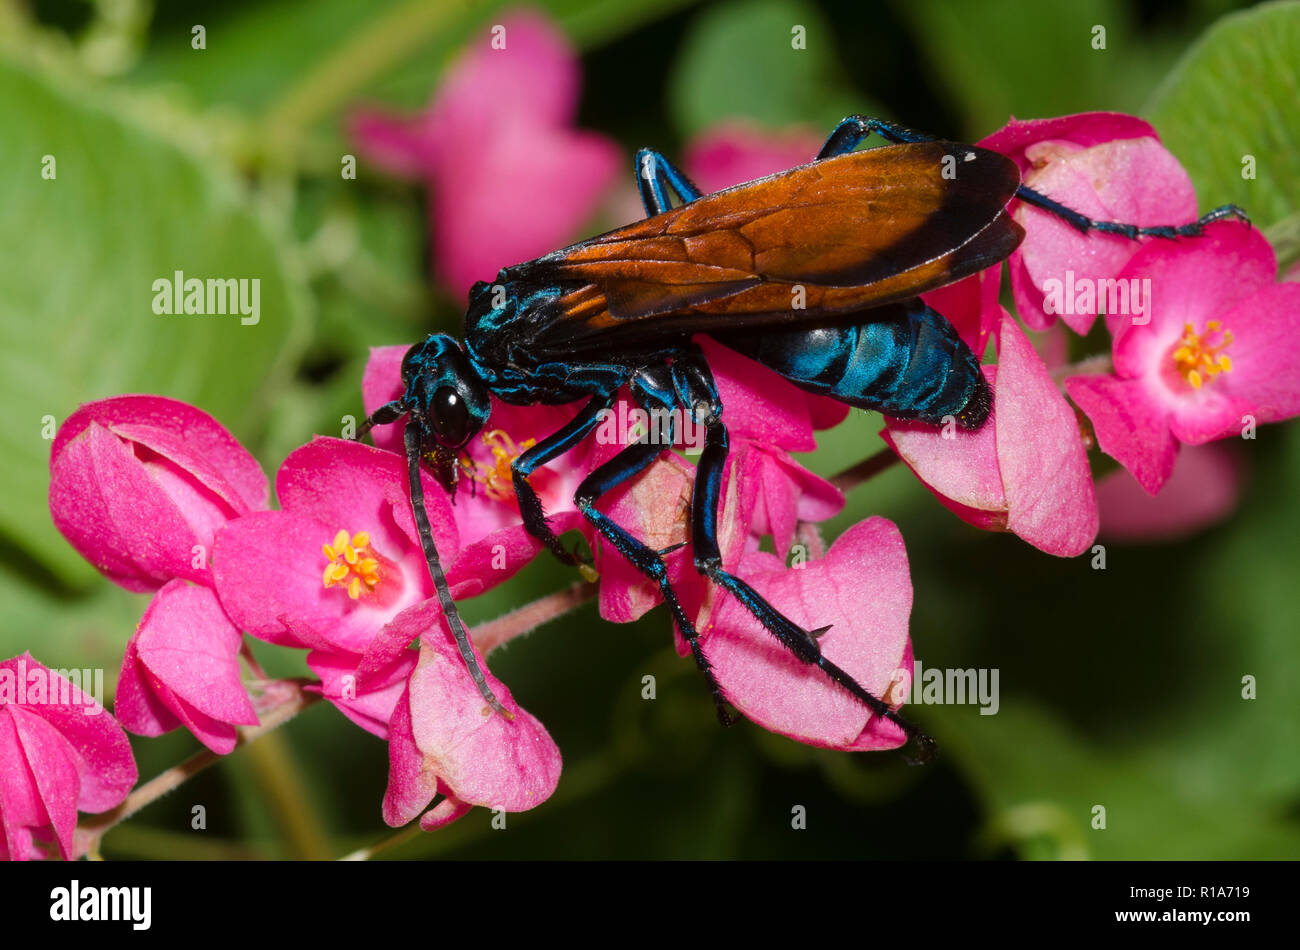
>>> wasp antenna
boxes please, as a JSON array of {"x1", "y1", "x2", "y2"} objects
[
  {"x1": 404, "y1": 422, "x2": 514, "y2": 721},
  {"x1": 357, "y1": 399, "x2": 407, "y2": 441}
]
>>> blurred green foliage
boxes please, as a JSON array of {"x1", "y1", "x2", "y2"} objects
[{"x1": 2, "y1": 0, "x2": 1296, "y2": 859}]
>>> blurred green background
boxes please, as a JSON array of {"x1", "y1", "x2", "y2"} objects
[{"x1": 3, "y1": 0, "x2": 1298, "y2": 859}]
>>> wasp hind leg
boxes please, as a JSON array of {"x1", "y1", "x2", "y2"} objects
[
  {"x1": 672, "y1": 349, "x2": 936, "y2": 764},
  {"x1": 818, "y1": 114, "x2": 1248, "y2": 238}
]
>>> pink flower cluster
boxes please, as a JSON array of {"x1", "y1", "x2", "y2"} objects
[{"x1": 18, "y1": 12, "x2": 1300, "y2": 859}]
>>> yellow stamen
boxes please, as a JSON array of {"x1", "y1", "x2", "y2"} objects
[
  {"x1": 462, "y1": 429, "x2": 537, "y2": 503},
  {"x1": 1172, "y1": 320, "x2": 1233, "y2": 390},
  {"x1": 322, "y1": 529, "x2": 383, "y2": 599}
]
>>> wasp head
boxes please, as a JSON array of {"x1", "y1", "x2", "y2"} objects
[{"x1": 400, "y1": 333, "x2": 491, "y2": 496}]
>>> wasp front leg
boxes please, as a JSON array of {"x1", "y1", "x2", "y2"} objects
[{"x1": 511, "y1": 392, "x2": 616, "y2": 570}]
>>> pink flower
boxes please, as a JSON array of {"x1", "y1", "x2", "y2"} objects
[
  {"x1": 1065, "y1": 223, "x2": 1300, "y2": 494},
  {"x1": 884, "y1": 311, "x2": 1099, "y2": 557},
  {"x1": 382, "y1": 602, "x2": 561, "y2": 830},
  {"x1": 212, "y1": 435, "x2": 562, "y2": 740},
  {"x1": 350, "y1": 9, "x2": 619, "y2": 299},
  {"x1": 1097, "y1": 443, "x2": 1243, "y2": 542},
  {"x1": 115, "y1": 580, "x2": 258, "y2": 754},
  {"x1": 49, "y1": 395, "x2": 268, "y2": 591},
  {"x1": 981, "y1": 112, "x2": 1198, "y2": 335},
  {"x1": 698, "y1": 519, "x2": 914, "y2": 750},
  {"x1": 0, "y1": 655, "x2": 137, "y2": 861}
]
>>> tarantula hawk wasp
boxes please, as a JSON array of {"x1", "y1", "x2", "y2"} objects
[{"x1": 357, "y1": 116, "x2": 1244, "y2": 763}]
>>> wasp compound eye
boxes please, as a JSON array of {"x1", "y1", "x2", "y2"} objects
[{"x1": 432, "y1": 386, "x2": 470, "y2": 447}]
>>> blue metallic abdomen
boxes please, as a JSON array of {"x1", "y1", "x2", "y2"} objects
[{"x1": 716, "y1": 300, "x2": 989, "y2": 427}]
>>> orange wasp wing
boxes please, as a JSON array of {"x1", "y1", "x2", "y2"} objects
[{"x1": 510, "y1": 141, "x2": 1024, "y2": 354}]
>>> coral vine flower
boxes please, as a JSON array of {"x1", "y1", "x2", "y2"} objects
[
  {"x1": 350, "y1": 9, "x2": 619, "y2": 299},
  {"x1": 212, "y1": 435, "x2": 558, "y2": 740},
  {"x1": 49, "y1": 395, "x2": 268, "y2": 591},
  {"x1": 981, "y1": 112, "x2": 1198, "y2": 335},
  {"x1": 115, "y1": 580, "x2": 258, "y2": 754},
  {"x1": 0, "y1": 654, "x2": 137, "y2": 861},
  {"x1": 382, "y1": 602, "x2": 561, "y2": 830},
  {"x1": 1065, "y1": 223, "x2": 1300, "y2": 494}
]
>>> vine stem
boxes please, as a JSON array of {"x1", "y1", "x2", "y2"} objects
[
  {"x1": 473, "y1": 580, "x2": 598, "y2": 654},
  {"x1": 78, "y1": 681, "x2": 322, "y2": 854},
  {"x1": 830, "y1": 447, "x2": 901, "y2": 493}
]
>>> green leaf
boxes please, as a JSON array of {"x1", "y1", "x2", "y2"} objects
[
  {"x1": 893, "y1": 0, "x2": 1153, "y2": 140},
  {"x1": 1147, "y1": 1, "x2": 1300, "y2": 230},
  {"x1": 0, "y1": 57, "x2": 307, "y2": 584},
  {"x1": 669, "y1": 0, "x2": 874, "y2": 139}
]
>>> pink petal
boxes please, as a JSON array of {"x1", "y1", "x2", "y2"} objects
[
  {"x1": 700, "y1": 337, "x2": 816, "y2": 451},
  {"x1": 352, "y1": 12, "x2": 619, "y2": 301},
  {"x1": 432, "y1": 121, "x2": 619, "y2": 298},
  {"x1": 1181, "y1": 282, "x2": 1300, "y2": 430},
  {"x1": 740, "y1": 447, "x2": 843, "y2": 555},
  {"x1": 7, "y1": 705, "x2": 80, "y2": 859},
  {"x1": 278, "y1": 437, "x2": 458, "y2": 562},
  {"x1": 1098, "y1": 443, "x2": 1243, "y2": 542},
  {"x1": 703, "y1": 518, "x2": 912, "y2": 749},
  {"x1": 424, "y1": 11, "x2": 584, "y2": 136},
  {"x1": 0, "y1": 654, "x2": 136, "y2": 813},
  {"x1": 213, "y1": 509, "x2": 424, "y2": 653},
  {"x1": 1011, "y1": 138, "x2": 1197, "y2": 335},
  {"x1": 419, "y1": 795, "x2": 473, "y2": 831},
  {"x1": 50, "y1": 395, "x2": 267, "y2": 513},
  {"x1": 360, "y1": 345, "x2": 408, "y2": 456},
  {"x1": 883, "y1": 366, "x2": 1007, "y2": 519},
  {"x1": 382, "y1": 678, "x2": 438, "y2": 827},
  {"x1": 448, "y1": 514, "x2": 582, "y2": 597},
  {"x1": 386, "y1": 601, "x2": 561, "y2": 815},
  {"x1": 994, "y1": 315, "x2": 1098, "y2": 556},
  {"x1": 49, "y1": 423, "x2": 226, "y2": 591},
  {"x1": 115, "y1": 635, "x2": 181, "y2": 737},
  {"x1": 1065, "y1": 373, "x2": 1178, "y2": 494},
  {"x1": 980, "y1": 112, "x2": 1160, "y2": 172},
  {"x1": 120, "y1": 581, "x2": 257, "y2": 753},
  {"x1": 921, "y1": 266, "x2": 1002, "y2": 355},
  {"x1": 306, "y1": 649, "x2": 416, "y2": 740},
  {"x1": 1111, "y1": 222, "x2": 1277, "y2": 373}
]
